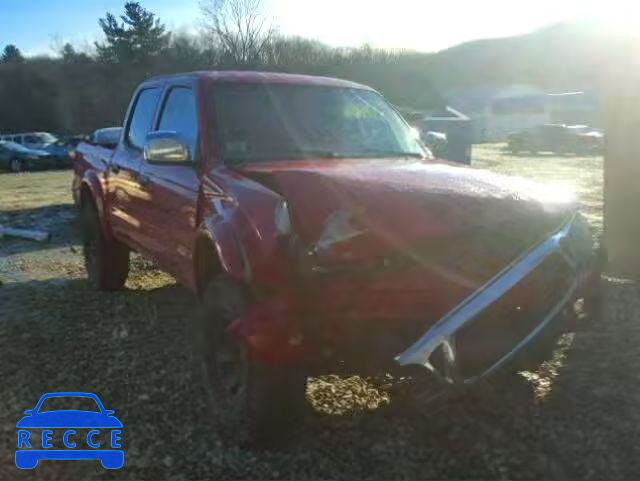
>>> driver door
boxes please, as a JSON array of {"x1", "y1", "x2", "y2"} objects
[
  {"x1": 135, "y1": 84, "x2": 201, "y2": 283},
  {"x1": 107, "y1": 86, "x2": 162, "y2": 255}
]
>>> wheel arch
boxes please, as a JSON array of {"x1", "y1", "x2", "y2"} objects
[
  {"x1": 194, "y1": 233, "x2": 223, "y2": 298},
  {"x1": 79, "y1": 182, "x2": 95, "y2": 208},
  {"x1": 193, "y1": 225, "x2": 249, "y2": 299},
  {"x1": 78, "y1": 174, "x2": 111, "y2": 235}
]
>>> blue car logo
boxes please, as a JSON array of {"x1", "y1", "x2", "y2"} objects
[{"x1": 15, "y1": 392, "x2": 123, "y2": 469}]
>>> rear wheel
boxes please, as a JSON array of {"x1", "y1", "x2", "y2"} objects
[
  {"x1": 9, "y1": 158, "x2": 24, "y2": 172},
  {"x1": 81, "y1": 200, "x2": 130, "y2": 290},
  {"x1": 195, "y1": 276, "x2": 307, "y2": 447}
]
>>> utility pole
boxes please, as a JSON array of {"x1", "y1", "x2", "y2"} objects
[{"x1": 603, "y1": 49, "x2": 640, "y2": 279}]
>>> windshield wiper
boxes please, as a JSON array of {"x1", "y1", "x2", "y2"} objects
[
  {"x1": 291, "y1": 149, "x2": 344, "y2": 158},
  {"x1": 223, "y1": 150, "x2": 341, "y2": 165}
]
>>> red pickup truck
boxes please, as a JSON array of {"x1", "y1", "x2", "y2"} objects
[{"x1": 73, "y1": 71, "x2": 601, "y2": 442}]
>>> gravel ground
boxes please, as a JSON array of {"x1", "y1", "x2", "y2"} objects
[{"x1": 1, "y1": 151, "x2": 639, "y2": 480}]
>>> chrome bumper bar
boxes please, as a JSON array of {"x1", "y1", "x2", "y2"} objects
[{"x1": 395, "y1": 214, "x2": 591, "y2": 384}]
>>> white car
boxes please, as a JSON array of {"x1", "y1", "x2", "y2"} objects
[{"x1": 0, "y1": 132, "x2": 58, "y2": 150}]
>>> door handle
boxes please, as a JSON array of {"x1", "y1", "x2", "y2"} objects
[{"x1": 138, "y1": 173, "x2": 150, "y2": 188}]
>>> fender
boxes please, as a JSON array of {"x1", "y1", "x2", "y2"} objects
[
  {"x1": 80, "y1": 171, "x2": 115, "y2": 239},
  {"x1": 198, "y1": 215, "x2": 249, "y2": 284},
  {"x1": 196, "y1": 171, "x2": 288, "y2": 287},
  {"x1": 197, "y1": 209, "x2": 306, "y2": 365}
]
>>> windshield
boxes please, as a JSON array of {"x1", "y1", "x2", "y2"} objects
[
  {"x1": 0, "y1": 141, "x2": 32, "y2": 153},
  {"x1": 208, "y1": 84, "x2": 426, "y2": 164},
  {"x1": 38, "y1": 396, "x2": 101, "y2": 413}
]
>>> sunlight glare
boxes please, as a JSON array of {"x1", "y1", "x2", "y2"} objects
[{"x1": 583, "y1": 1, "x2": 640, "y2": 34}]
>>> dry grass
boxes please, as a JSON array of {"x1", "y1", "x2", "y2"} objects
[
  {"x1": 472, "y1": 144, "x2": 603, "y2": 232},
  {"x1": 1, "y1": 149, "x2": 638, "y2": 481},
  {"x1": 0, "y1": 170, "x2": 73, "y2": 212}
]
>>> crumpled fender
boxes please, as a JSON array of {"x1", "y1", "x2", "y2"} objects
[
  {"x1": 198, "y1": 171, "x2": 305, "y2": 365},
  {"x1": 199, "y1": 215, "x2": 249, "y2": 283},
  {"x1": 199, "y1": 213, "x2": 306, "y2": 365}
]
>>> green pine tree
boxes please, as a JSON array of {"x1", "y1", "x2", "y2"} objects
[
  {"x1": 1, "y1": 44, "x2": 24, "y2": 63},
  {"x1": 95, "y1": 2, "x2": 169, "y2": 63}
]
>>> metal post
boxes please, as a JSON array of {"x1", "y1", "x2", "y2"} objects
[{"x1": 604, "y1": 50, "x2": 640, "y2": 279}]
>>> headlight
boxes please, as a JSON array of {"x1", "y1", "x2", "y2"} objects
[{"x1": 274, "y1": 200, "x2": 291, "y2": 236}]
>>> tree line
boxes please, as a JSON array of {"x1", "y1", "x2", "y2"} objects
[{"x1": 0, "y1": 0, "x2": 443, "y2": 135}]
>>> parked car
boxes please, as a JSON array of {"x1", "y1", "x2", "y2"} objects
[
  {"x1": 423, "y1": 130, "x2": 448, "y2": 159},
  {"x1": 40, "y1": 138, "x2": 79, "y2": 167},
  {"x1": 74, "y1": 71, "x2": 602, "y2": 444},
  {"x1": 0, "y1": 141, "x2": 54, "y2": 172},
  {"x1": 0, "y1": 132, "x2": 58, "y2": 150},
  {"x1": 507, "y1": 124, "x2": 604, "y2": 155},
  {"x1": 90, "y1": 127, "x2": 122, "y2": 148},
  {"x1": 61, "y1": 135, "x2": 89, "y2": 148}
]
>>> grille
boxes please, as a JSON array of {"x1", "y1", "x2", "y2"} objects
[{"x1": 455, "y1": 253, "x2": 573, "y2": 379}]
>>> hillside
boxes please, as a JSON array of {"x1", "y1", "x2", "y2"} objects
[{"x1": 430, "y1": 20, "x2": 634, "y2": 94}]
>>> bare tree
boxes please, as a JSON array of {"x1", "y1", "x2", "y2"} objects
[{"x1": 200, "y1": 0, "x2": 275, "y2": 66}]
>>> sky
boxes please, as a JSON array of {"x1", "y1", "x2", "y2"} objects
[{"x1": 0, "y1": 0, "x2": 639, "y2": 56}]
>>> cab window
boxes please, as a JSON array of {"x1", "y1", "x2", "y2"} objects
[
  {"x1": 126, "y1": 87, "x2": 161, "y2": 150},
  {"x1": 157, "y1": 87, "x2": 198, "y2": 159}
]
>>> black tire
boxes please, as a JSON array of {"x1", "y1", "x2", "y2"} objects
[
  {"x1": 10, "y1": 158, "x2": 24, "y2": 173},
  {"x1": 195, "y1": 276, "x2": 307, "y2": 447},
  {"x1": 81, "y1": 200, "x2": 130, "y2": 290}
]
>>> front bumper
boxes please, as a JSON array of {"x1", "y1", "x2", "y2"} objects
[{"x1": 395, "y1": 214, "x2": 596, "y2": 385}]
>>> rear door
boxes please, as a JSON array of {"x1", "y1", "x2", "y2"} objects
[
  {"x1": 135, "y1": 84, "x2": 201, "y2": 283},
  {"x1": 107, "y1": 86, "x2": 162, "y2": 253}
]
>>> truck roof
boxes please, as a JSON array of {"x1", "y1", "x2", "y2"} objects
[{"x1": 145, "y1": 70, "x2": 374, "y2": 91}]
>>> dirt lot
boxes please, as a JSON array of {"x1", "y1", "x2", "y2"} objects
[{"x1": 1, "y1": 146, "x2": 639, "y2": 480}]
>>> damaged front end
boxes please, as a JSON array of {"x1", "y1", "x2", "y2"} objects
[
  {"x1": 395, "y1": 213, "x2": 598, "y2": 387},
  {"x1": 228, "y1": 160, "x2": 600, "y2": 396}
]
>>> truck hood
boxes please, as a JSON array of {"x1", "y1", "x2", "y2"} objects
[{"x1": 239, "y1": 159, "x2": 576, "y2": 287}]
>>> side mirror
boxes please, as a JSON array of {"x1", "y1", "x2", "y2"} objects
[
  {"x1": 24, "y1": 410, "x2": 33, "y2": 415},
  {"x1": 144, "y1": 131, "x2": 191, "y2": 165},
  {"x1": 105, "y1": 410, "x2": 115, "y2": 415}
]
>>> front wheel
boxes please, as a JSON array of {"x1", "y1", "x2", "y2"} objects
[
  {"x1": 195, "y1": 276, "x2": 307, "y2": 446},
  {"x1": 9, "y1": 158, "x2": 24, "y2": 172},
  {"x1": 81, "y1": 201, "x2": 130, "y2": 290}
]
